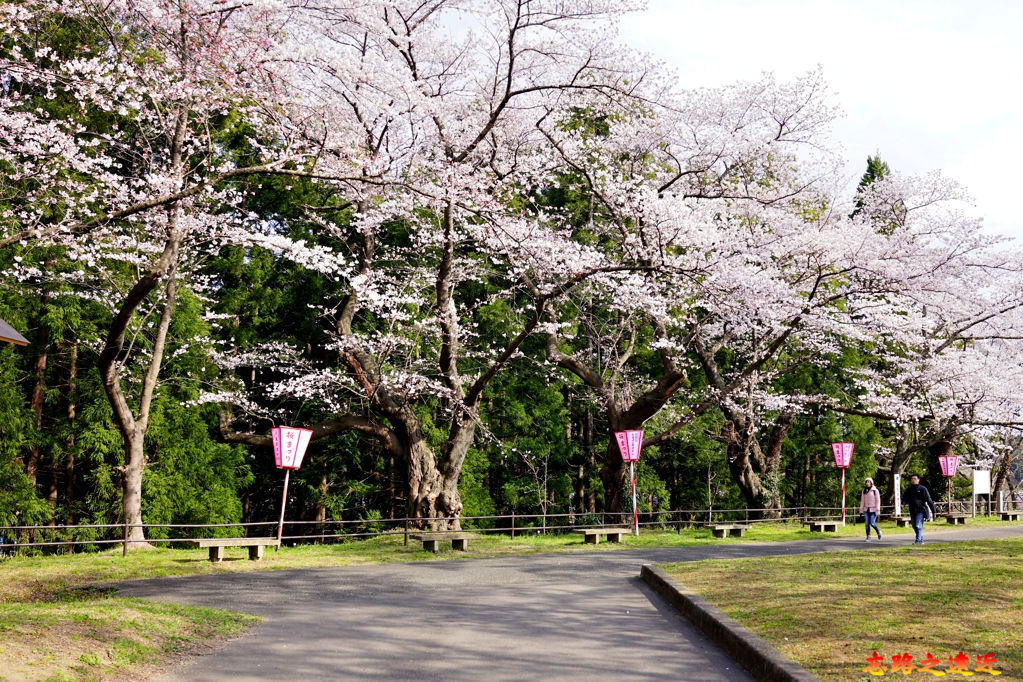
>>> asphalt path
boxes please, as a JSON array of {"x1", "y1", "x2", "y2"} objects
[{"x1": 116, "y1": 523, "x2": 1023, "y2": 681}]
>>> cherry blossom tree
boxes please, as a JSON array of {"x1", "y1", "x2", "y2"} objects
[
  {"x1": 1, "y1": 0, "x2": 334, "y2": 542},
  {"x1": 535, "y1": 69, "x2": 856, "y2": 514},
  {"x1": 810, "y1": 171, "x2": 1023, "y2": 503},
  {"x1": 209, "y1": 0, "x2": 667, "y2": 528}
]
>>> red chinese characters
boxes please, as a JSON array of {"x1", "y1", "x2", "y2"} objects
[
  {"x1": 920, "y1": 652, "x2": 946, "y2": 677},
  {"x1": 890, "y1": 653, "x2": 918, "y2": 675},
  {"x1": 975, "y1": 653, "x2": 1002, "y2": 676},
  {"x1": 947, "y1": 651, "x2": 975, "y2": 676},
  {"x1": 862, "y1": 652, "x2": 1000, "y2": 677},
  {"x1": 864, "y1": 651, "x2": 887, "y2": 676}
]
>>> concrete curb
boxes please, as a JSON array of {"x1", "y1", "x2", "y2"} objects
[{"x1": 640, "y1": 564, "x2": 818, "y2": 682}]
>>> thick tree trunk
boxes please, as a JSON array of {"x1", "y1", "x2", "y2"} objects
[
  {"x1": 407, "y1": 441, "x2": 463, "y2": 530},
  {"x1": 720, "y1": 412, "x2": 791, "y2": 519},
  {"x1": 599, "y1": 441, "x2": 628, "y2": 517},
  {"x1": 399, "y1": 409, "x2": 467, "y2": 531},
  {"x1": 122, "y1": 439, "x2": 146, "y2": 543},
  {"x1": 993, "y1": 441, "x2": 1016, "y2": 499},
  {"x1": 100, "y1": 233, "x2": 180, "y2": 548},
  {"x1": 725, "y1": 419, "x2": 765, "y2": 509}
]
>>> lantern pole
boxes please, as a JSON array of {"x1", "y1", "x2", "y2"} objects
[
  {"x1": 841, "y1": 466, "x2": 847, "y2": 525},
  {"x1": 277, "y1": 469, "x2": 291, "y2": 545},
  {"x1": 631, "y1": 460, "x2": 638, "y2": 536},
  {"x1": 947, "y1": 476, "x2": 952, "y2": 517}
]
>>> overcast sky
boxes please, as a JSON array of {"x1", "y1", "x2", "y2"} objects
[{"x1": 620, "y1": 0, "x2": 1023, "y2": 241}]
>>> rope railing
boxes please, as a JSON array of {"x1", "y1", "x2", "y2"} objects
[{"x1": 1, "y1": 500, "x2": 1018, "y2": 554}]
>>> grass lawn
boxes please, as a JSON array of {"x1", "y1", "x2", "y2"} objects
[
  {"x1": 659, "y1": 537, "x2": 1023, "y2": 681},
  {"x1": 1, "y1": 516, "x2": 1017, "y2": 680}
]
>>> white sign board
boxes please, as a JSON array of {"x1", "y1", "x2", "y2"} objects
[
  {"x1": 893, "y1": 474, "x2": 901, "y2": 516},
  {"x1": 973, "y1": 469, "x2": 991, "y2": 495}
]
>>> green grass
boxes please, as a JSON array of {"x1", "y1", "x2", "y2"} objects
[
  {"x1": 659, "y1": 537, "x2": 1023, "y2": 681},
  {"x1": 0, "y1": 596, "x2": 256, "y2": 681},
  {"x1": 1, "y1": 516, "x2": 1016, "y2": 680}
]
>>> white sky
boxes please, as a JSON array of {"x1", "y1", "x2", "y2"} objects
[{"x1": 620, "y1": 0, "x2": 1023, "y2": 241}]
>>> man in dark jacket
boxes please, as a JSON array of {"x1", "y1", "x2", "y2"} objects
[{"x1": 905, "y1": 474, "x2": 937, "y2": 544}]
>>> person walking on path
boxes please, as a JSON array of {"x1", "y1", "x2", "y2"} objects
[
  {"x1": 904, "y1": 474, "x2": 937, "y2": 544},
  {"x1": 860, "y1": 477, "x2": 882, "y2": 541}
]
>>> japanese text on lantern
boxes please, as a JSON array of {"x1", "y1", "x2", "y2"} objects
[{"x1": 271, "y1": 426, "x2": 313, "y2": 470}]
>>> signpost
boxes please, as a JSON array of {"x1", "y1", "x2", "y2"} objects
[
  {"x1": 614, "y1": 430, "x2": 643, "y2": 536},
  {"x1": 939, "y1": 455, "x2": 959, "y2": 517},
  {"x1": 272, "y1": 426, "x2": 313, "y2": 543},
  {"x1": 831, "y1": 442, "x2": 854, "y2": 525},
  {"x1": 973, "y1": 469, "x2": 990, "y2": 517},
  {"x1": 893, "y1": 473, "x2": 902, "y2": 517}
]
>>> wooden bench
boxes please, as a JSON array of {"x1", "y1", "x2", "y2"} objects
[
  {"x1": 895, "y1": 517, "x2": 913, "y2": 527},
  {"x1": 188, "y1": 537, "x2": 280, "y2": 562},
  {"x1": 574, "y1": 528, "x2": 629, "y2": 544},
  {"x1": 1001, "y1": 511, "x2": 1021, "y2": 522},
  {"x1": 409, "y1": 533, "x2": 475, "y2": 553},
  {"x1": 705, "y1": 523, "x2": 751, "y2": 538},
  {"x1": 946, "y1": 514, "x2": 968, "y2": 525},
  {"x1": 806, "y1": 521, "x2": 839, "y2": 532}
]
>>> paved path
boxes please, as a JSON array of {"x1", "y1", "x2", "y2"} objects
[{"x1": 116, "y1": 524, "x2": 1023, "y2": 681}]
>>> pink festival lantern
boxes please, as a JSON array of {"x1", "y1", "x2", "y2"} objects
[
  {"x1": 831, "y1": 442, "x2": 854, "y2": 468},
  {"x1": 272, "y1": 426, "x2": 313, "y2": 543},
  {"x1": 272, "y1": 426, "x2": 313, "y2": 469},
  {"x1": 831, "y1": 442, "x2": 854, "y2": 525},
  {"x1": 939, "y1": 454, "x2": 960, "y2": 513},
  {"x1": 939, "y1": 455, "x2": 960, "y2": 478},
  {"x1": 615, "y1": 430, "x2": 643, "y2": 536}
]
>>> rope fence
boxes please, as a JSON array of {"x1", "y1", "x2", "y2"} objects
[{"x1": 1, "y1": 498, "x2": 1019, "y2": 554}]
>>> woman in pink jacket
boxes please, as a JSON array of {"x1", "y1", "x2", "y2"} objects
[{"x1": 860, "y1": 477, "x2": 882, "y2": 541}]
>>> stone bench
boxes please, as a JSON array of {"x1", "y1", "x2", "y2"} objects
[
  {"x1": 187, "y1": 537, "x2": 280, "y2": 562},
  {"x1": 574, "y1": 528, "x2": 629, "y2": 544},
  {"x1": 409, "y1": 533, "x2": 476, "y2": 553},
  {"x1": 1000, "y1": 511, "x2": 1021, "y2": 522},
  {"x1": 946, "y1": 514, "x2": 968, "y2": 525},
  {"x1": 805, "y1": 521, "x2": 839, "y2": 533},
  {"x1": 895, "y1": 517, "x2": 913, "y2": 527},
  {"x1": 705, "y1": 523, "x2": 751, "y2": 538}
]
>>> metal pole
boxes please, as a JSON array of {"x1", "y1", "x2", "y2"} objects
[
  {"x1": 631, "y1": 461, "x2": 638, "y2": 536},
  {"x1": 841, "y1": 467, "x2": 847, "y2": 525},
  {"x1": 277, "y1": 469, "x2": 291, "y2": 546}
]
